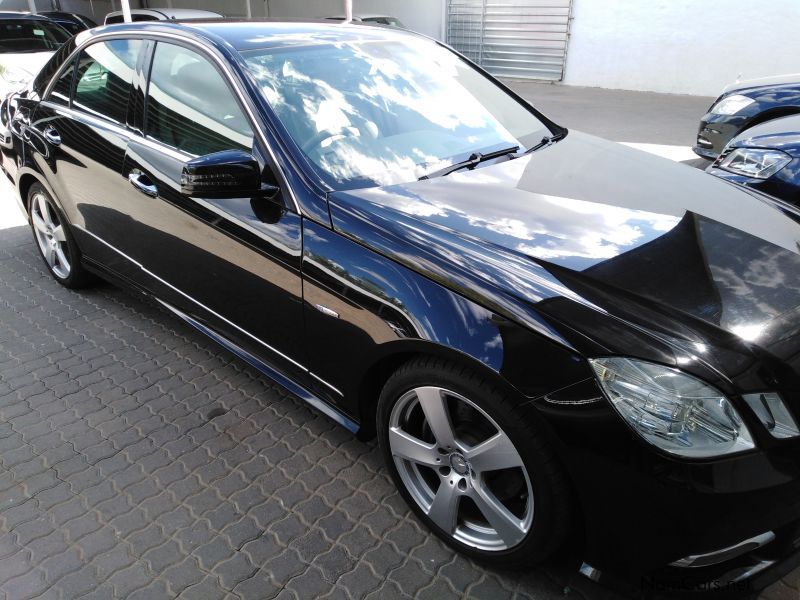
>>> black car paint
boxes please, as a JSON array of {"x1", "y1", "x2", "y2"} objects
[
  {"x1": 694, "y1": 81, "x2": 800, "y2": 160},
  {"x1": 707, "y1": 114, "x2": 800, "y2": 206},
  {"x1": 9, "y1": 20, "x2": 800, "y2": 592}
]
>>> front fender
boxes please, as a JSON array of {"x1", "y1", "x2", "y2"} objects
[{"x1": 301, "y1": 218, "x2": 592, "y2": 423}]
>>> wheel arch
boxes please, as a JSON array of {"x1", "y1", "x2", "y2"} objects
[
  {"x1": 17, "y1": 168, "x2": 58, "y2": 214},
  {"x1": 744, "y1": 105, "x2": 800, "y2": 131},
  {"x1": 354, "y1": 339, "x2": 538, "y2": 442}
]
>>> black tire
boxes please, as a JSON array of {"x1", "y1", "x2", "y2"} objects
[
  {"x1": 27, "y1": 183, "x2": 94, "y2": 289},
  {"x1": 377, "y1": 356, "x2": 573, "y2": 568}
]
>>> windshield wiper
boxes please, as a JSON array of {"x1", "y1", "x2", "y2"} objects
[
  {"x1": 418, "y1": 145, "x2": 519, "y2": 180},
  {"x1": 522, "y1": 130, "x2": 568, "y2": 155}
]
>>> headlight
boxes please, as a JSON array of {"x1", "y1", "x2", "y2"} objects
[
  {"x1": 590, "y1": 357, "x2": 754, "y2": 458},
  {"x1": 718, "y1": 147, "x2": 792, "y2": 179},
  {"x1": 710, "y1": 94, "x2": 756, "y2": 115},
  {"x1": 0, "y1": 66, "x2": 33, "y2": 86}
]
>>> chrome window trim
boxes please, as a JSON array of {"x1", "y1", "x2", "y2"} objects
[{"x1": 41, "y1": 29, "x2": 301, "y2": 213}]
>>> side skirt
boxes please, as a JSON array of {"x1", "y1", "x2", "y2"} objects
[{"x1": 153, "y1": 297, "x2": 360, "y2": 433}]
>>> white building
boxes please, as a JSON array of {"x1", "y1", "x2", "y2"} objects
[{"x1": 3, "y1": 0, "x2": 798, "y2": 97}]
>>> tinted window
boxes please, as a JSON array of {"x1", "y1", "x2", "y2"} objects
[
  {"x1": 49, "y1": 59, "x2": 75, "y2": 105},
  {"x1": 0, "y1": 19, "x2": 70, "y2": 53},
  {"x1": 53, "y1": 21, "x2": 84, "y2": 36},
  {"x1": 146, "y1": 42, "x2": 253, "y2": 156},
  {"x1": 73, "y1": 39, "x2": 141, "y2": 124}
]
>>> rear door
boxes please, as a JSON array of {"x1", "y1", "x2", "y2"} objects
[
  {"x1": 114, "y1": 40, "x2": 309, "y2": 383},
  {"x1": 28, "y1": 37, "x2": 144, "y2": 276}
]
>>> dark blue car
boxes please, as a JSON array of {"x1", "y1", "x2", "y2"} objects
[
  {"x1": 694, "y1": 74, "x2": 800, "y2": 160},
  {"x1": 707, "y1": 113, "x2": 800, "y2": 205}
]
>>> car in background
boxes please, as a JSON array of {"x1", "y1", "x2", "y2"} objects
[
  {"x1": 39, "y1": 11, "x2": 97, "y2": 35},
  {"x1": 0, "y1": 12, "x2": 71, "y2": 98},
  {"x1": 707, "y1": 113, "x2": 800, "y2": 206},
  {"x1": 694, "y1": 74, "x2": 800, "y2": 160},
  {"x1": 104, "y1": 8, "x2": 222, "y2": 25},
  {"x1": 325, "y1": 14, "x2": 406, "y2": 28}
]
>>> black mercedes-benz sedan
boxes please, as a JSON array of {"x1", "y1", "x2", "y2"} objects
[
  {"x1": 694, "y1": 75, "x2": 800, "y2": 160},
  {"x1": 8, "y1": 19, "x2": 800, "y2": 595}
]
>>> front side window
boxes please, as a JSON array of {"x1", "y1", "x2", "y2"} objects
[
  {"x1": 73, "y1": 39, "x2": 142, "y2": 124},
  {"x1": 145, "y1": 42, "x2": 253, "y2": 156},
  {"x1": 0, "y1": 19, "x2": 70, "y2": 53},
  {"x1": 242, "y1": 33, "x2": 550, "y2": 189}
]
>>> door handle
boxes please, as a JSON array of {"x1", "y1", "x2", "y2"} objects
[
  {"x1": 128, "y1": 172, "x2": 158, "y2": 197},
  {"x1": 43, "y1": 126, "x2": 61, "y2": 146}
]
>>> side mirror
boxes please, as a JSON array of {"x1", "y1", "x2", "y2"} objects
[{"x1": 181, "y1": 149, "x2": 275, "y2": 199}]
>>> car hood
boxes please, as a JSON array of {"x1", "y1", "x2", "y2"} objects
[
  {"x1": 330, "y1": 131, "x2": 800, "y2": 383},
  {"x1": 723, "y1": 73, "x2": 800, "y2": 94},
  {"x1": 729, "y1": 114, "x2": 800, "y2": 151},
  {"x1": 0, "y1": 52, "x2": 53, "y2": 96}
]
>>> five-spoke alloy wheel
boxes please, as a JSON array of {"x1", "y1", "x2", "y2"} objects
[
  {"x1": 30, "y1": 188, "x2": 71, "y2": 279},
  {"x1": 27, "y1": 183, "x2": 93, "y2": 289},
  {"x1": 378, "y1": 358, "x2": 572, "y2": 567},
  {"x1": 389, "y1": 386, "x2": 533, "y2": 551}
]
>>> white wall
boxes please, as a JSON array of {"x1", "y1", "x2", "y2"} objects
[
  {"x1": 266, "y1": 0, "x2": 445, "y2": 40},
  {"x1": 563, "y1": 0, "x2": 800, "y2": 96}
]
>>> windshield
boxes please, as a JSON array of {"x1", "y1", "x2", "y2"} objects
[
  {"x1": 243, "y1": 35, "x2": 551, "y2": 190},
  {"x1": 0, "y1": 19, "x2": 70, "y2": 53}
]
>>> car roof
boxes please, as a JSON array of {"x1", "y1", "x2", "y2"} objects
[
  {"x1": 326, "y1": 14, "x2": 398, "y2": 19},
  {"x1": 90, "y1": 19, "x2": 425, "y2": 52},
  {"x1": 0, "y1": 11, "x2": 53, "y2": 21},
  {"x1": 105, "y1": 8, "x2": 222, "y2": 19}
]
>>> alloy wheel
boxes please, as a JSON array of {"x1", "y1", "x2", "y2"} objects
[
  {"x1": 30, "y1": 192, "x2": 71, "y2": 279},
  {"x1": 388, "y1": 386, "x2": 534, "y2": 551}
]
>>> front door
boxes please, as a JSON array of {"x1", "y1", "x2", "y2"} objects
[{"x1": 113, "y1": 40, "x2": 307, "y2": 382}]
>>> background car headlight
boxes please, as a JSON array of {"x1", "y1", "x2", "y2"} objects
[
  {"x1": 718, "y1": 147, "x2": 792, "y2": 179},
  {"x1": 590, "y1": 357, "x2": 754, "y2": 458},
  {"x1": 0, "y1": 66, "x2": 33, "y2": 86},
  {"x1": 710, "y1": 94, "x2": 756, "y2": 115}
]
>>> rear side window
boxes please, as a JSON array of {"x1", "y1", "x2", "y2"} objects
[
  {"x1": 48, "y1": 59, "x2": 75, "y2": 105},
  {"x1": 73, "y1": 39, "x2": 142, "y2": 125},
  {"x1": 145, "y1": 42, "x2": 253, "y2": 156}
]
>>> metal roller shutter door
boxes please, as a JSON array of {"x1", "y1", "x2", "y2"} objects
[{"x1": 446, "y1": 0, "x2": 573, "y2": 81}]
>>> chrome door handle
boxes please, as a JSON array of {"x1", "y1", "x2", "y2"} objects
[
  {"x1": 43, "y1": 126, "x2": 61, "y2": 146},
  {"x1": 128, "y1": 172, "x2": 158, "y2": 197}
]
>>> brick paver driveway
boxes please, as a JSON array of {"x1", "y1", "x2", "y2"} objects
[{"x1": 0, "y1": 220, "x2": 798, "y2": 600}]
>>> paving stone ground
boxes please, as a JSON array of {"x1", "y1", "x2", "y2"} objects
[{"x1": 0, "y1": 222, "x2": 798, "y2": 600}]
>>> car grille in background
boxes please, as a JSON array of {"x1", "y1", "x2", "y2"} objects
[{"x1": 446, "y1": 0, "x2": 574, "y2": 81}]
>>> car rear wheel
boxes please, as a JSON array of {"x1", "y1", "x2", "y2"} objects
[
  {"x1": 377, "y1": 357, "x2": 573, "y2": 566},
  {"x1": 28, "y1": 183, "x2": 93, "y2": 289}
]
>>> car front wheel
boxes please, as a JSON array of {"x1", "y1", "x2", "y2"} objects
[{"x1": 377, "y1": 357, "x2": 573, "y2": 567}]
